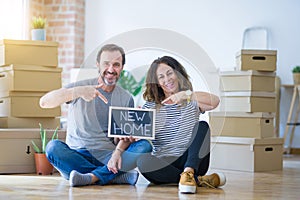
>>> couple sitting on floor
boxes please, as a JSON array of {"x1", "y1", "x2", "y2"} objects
[{"x1": 40, "y1": 44, "x2": 226, "y2": 194}]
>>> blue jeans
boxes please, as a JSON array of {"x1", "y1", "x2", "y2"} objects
[{"x1": 46, "y1": 139, "x2": 152, "y2": 185}]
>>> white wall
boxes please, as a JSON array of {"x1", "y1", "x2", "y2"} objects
[{"x1": 85, "y1": 0, "x2": 300, "y2": 147}]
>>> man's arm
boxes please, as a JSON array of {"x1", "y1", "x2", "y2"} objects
[
  {"x1": 107, "y1": 139, "x2": 131, "y2": 174},
  {"x1": 39, "y1": 88, "x2": 74, "y2": 108},
  {"x1": 40, "y1": 84, "x2": 108, "y2": 108}
]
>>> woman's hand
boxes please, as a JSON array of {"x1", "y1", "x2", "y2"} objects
[
  {"x1": 107, "y1": 149, "x2": 123, "y2": 174},
  {"x1": 161, "y1": 91, "x2": 187, "y2": 105},
  {"x1": 120, "y1": 136, "x2": 139, "y2": 143},
  {"x1": 161, "y1": 90, "x2": 220, "y2": 112},
  {"x1": 114, "y1": 136, "x2": 138, "y2": 145}
]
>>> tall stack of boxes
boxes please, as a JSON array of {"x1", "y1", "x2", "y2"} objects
[
  {"x1": 209, "y1": 49, "x2": 283, "y2": 172},
  {"x1": 0, "y1": 39, "x2": 64, "y2": 173},
  {"x1": 0, "y1": 39, "x2": 61, "y2": 128}
]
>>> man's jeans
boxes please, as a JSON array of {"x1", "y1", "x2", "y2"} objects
[{"x1": 46, "y1": 139, "x2": 152, "y2": 185}]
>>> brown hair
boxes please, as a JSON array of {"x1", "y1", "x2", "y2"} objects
[
  {"x1": 96, "y1": 44, "x2": 126, "y2": 65},
  {"x1": 143, "y1": 56, "x2": 193, "y2": 104}
]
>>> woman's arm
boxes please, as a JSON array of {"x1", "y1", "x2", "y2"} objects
[
  {"x1": 191, "y1": 91, "x2": 220, "y2": 112},
  {"x1": 161, "y1": 90, "x2": 220, "y2": 112}
]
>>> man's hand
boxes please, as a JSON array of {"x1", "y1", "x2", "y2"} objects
[
  {"x1": 74, "y1": 84, "x2": 108, "y2": 104},
  {"x1": 107, "y1": 150, "x2": 122, "y2": 174}
]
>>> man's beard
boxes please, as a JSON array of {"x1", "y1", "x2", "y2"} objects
[{"x1": 101, "y1": 71, "x2": 118, "y2": 86}]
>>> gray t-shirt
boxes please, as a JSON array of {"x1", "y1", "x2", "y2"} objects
[{"x1": 64, "y1": 78, "x2": 134, "y2": 152}]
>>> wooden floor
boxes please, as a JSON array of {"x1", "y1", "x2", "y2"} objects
[{"x1": 0, "y1": 154, "x2": 299, "y2": 200}]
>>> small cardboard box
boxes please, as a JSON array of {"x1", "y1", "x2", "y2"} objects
[
  {"x1": 209, "y1": 112, "x2": 275, "y2": 138},
  {"x1": 220, "y1": 91, "x2": 276, "y2": 112},
  {"x1": 0, "y1": 129, "x2": 66, "y2": 174},
  {"x1": 0, "y1": 117, "x2": 60, "y2": 128},
  {"x1": 219, "y1": 70, "x2": 276, "y2": 92},
  {"x1": 210, "y1": 136, "x2": 283, "y2": 172},
  {"x1": 0, "y1": 39, "x2": 58, "y2": 67},
  {"x1": 0, "y1": 65, "x2": 62, "y2": 92},
  {"x1": 0, "y1": 91, "x2": 61, "y2": 117},
  {"x1": 236, "y1": 49, "x2": 277, "y2": 72}
]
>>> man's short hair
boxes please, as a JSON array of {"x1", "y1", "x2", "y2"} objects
[{"x1": 96, "y1": 44, "x2": 126, "y2": 65}]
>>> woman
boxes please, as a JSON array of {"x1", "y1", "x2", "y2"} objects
[{"x1": 137, "y1": 56, "x2": 226, "y2": 194}]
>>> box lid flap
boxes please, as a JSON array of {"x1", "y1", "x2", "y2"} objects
[
  {"x1": 221, "y1": 91, "x2": 276, "y2": 98},
  {"x1": 0, "y1": 129, "x2": 66, "y2": 139},
  {"x1": 236, "y1": 49, "x2": 277, "y2": 56},
  {"x1": 0, "y1": 64, "x2": 62, "y2": 73},
  {"x1": 0, "y1": 39, "x2": 58, "y2": 47},
  {"x1": 211, "y1": 136, "x2": 283, "y2": 145},
  {"x1": 209, "y1": 111, "x2": 275, "y2": 118},
  {"x1": 0, "y1": 91, "x2": 46, "y2": 98},
  {"x1": 219, "y1": 70, "x2": 276, "y2": 77}
]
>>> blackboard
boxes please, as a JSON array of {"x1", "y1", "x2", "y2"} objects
[{"x1": 108, "y1": 106, "x2": 156, "y2": 139}]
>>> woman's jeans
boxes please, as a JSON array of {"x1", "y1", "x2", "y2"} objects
[
  {"x1": 46, "y1": 139, "x2": 152, "y2": 185},
  {"x1": 137, "y1": 121, "x2": 210, "y2": 184}
]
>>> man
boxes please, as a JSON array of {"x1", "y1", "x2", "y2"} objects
[{"x1": 40, "y1": 44, "x2": 152, "y2": 187}]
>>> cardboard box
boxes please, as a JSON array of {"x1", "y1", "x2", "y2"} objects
[
  {"x1": 220, "y1": 70, "x2": 276, "y2": 92},
  {"x1": 220, "y1": 91, "x2": 276, "y2": 112},
  {"x1": 0, "y1": 65, "x2": 62, "y2": 92},
  {"x1": 0, "y1": 91, "x2": 61, "y2": 117},
  {"x1": 0, "y1": 39, "x2": 58, "y2": 67},
  {"x1": 210, "y1": 136, "x2": 283, "y2": 172},
  {"x1": 0, "y1": 117, "x2": 60, "y2": 128},
  {"x1": 236, "y1": 49, "x2": 277, "y2": 72},
  {"x1": 209, "y1": 112, "x2": 275, "y2": 138},
  {"x1": 0, "y1": 129, "x2": 66, "y2": 174}
]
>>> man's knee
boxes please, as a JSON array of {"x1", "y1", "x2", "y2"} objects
[
  {"x1": 140, "y1": 139, "x2": 153, "y2": 153},
  {"x1": 45, "y1": 140, "x2": 65, "y2": 158},
  {"x1": 131, "y1": 139, "x2": 152, "y2": 153}
]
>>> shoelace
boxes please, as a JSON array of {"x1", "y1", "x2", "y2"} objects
[
  {"x1": 182, "y1": 172, "x2": 194, "y2": 183},
  {"x1": 198, "y1": 179, "x2": 217, "y2": 189}
]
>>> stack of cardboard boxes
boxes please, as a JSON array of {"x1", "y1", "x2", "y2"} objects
[
  {"x1": 0, "y1": 39, "x2": 61, "y2": 128},
  {"x1": 209, "y1": 49, "x2": 283, "y2": 172},
  {"x1": 0, "y1": 39, "x2": 65, "y2": 173}
]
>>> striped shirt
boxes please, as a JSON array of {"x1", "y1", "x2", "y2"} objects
[{"x1": 143, "y1": 101, "x2": 200, "y2": 158}]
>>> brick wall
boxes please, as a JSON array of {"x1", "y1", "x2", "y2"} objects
[
  {"x1": 29, "y1": 0, "x2": 85, "y2": 118},
  {"x1": 30, "y1": 0, "x2": 85, "y2": 85},
  {"x1": 29, "y1": 0, "x2": 45, "y2": 19}
]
